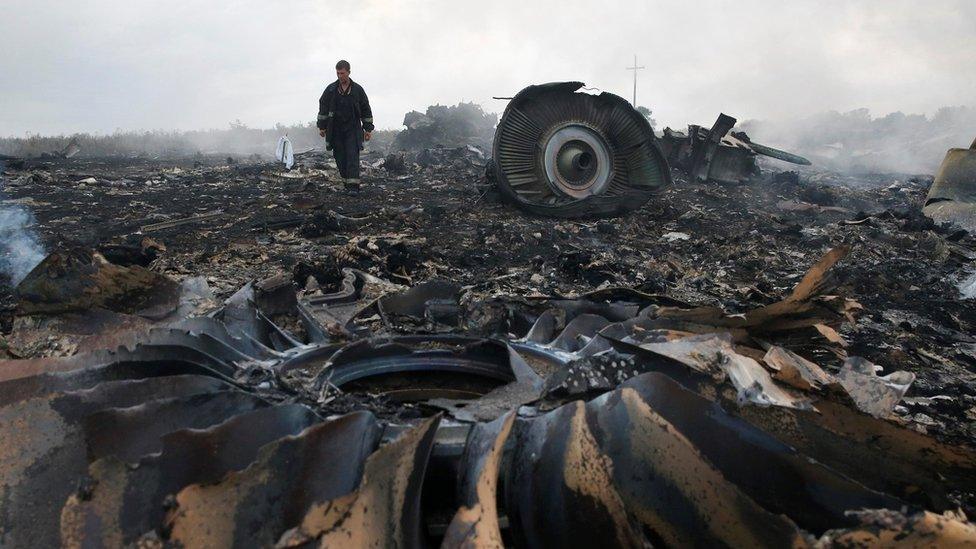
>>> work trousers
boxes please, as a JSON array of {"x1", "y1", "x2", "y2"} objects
[{"x1": 332, "y1": 128, "x2": 361, "y2": 180}]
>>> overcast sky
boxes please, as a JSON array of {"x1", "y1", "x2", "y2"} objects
[{"x1": 1, "y1": 0, "x2": 974, "y2": 137}]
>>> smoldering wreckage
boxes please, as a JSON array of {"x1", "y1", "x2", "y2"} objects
[{"x1": 1, "y1": 82, "x2": 976, "y2": 548}]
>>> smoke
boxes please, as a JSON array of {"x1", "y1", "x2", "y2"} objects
[
  {"x1": 739, "y1": 106, "x2": 976, "y2": 175},
  {"x1": 0, "y1": 163, "x2": 46, "y2": 285},
  {"x1": 0, "y1": 121, "x2": 400, "y2": 159},
  {"x1": 3, "y1": 1, "x2": 974, "y2": 139}
]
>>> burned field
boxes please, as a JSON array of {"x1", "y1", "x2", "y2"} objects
[
  {"x1": 2, "y1": 94, "x2": 976, "y2": 546},
  {"x1": 4, "y1": 153, "x2": 974, "y2": 427}
]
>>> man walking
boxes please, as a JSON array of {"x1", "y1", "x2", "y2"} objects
[{"x1": 317, "y1": 60, "x2": 374, "y2": 191}]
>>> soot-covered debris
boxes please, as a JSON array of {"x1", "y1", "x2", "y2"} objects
[
  {"x1": 1, "y1": 140, "x2": 976, "y2": 547},
  {"x1": 392, "y1": 102, "x2": 498, "y2": 152}
]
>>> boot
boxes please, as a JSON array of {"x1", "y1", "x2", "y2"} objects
[{"x1": 343, "y1": 178, "x2": 361, "y2": 193}]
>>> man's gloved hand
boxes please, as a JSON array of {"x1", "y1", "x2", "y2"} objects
[
  {"x1": 364, "y1": 131, "x2": 372, "y2": 142},
  {"x1": 319, "y1": 129, "x2": 326, "y2": 137}
]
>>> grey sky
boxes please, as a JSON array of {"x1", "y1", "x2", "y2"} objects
[{"x1": 1, "y1": 0, "x2": 974, "y2": 137}]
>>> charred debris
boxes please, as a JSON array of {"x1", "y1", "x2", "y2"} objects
[{"x1": 2, "y1": 83, "x2": 976, "y2": 547}]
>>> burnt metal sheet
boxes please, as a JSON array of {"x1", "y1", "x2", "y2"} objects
[
  {"x1": 442, "y1": 411, "x2": 515, "y2": 548},
  {"x1": 0, "y1": 329, "x2": 252, "y2": 388},
  {"x1": 620, "y1": 372, "x2": 904, "y2": 533},
  {"x1": 220, "y1": 282, "x2": 305, "y2": 351},
  {"x1": 16, "y1": 246, "x2": 180, "y2": 318},
  {"x1": 515, "y1": 308, "x2": 638, "y2": 366},
  {"x1": 631, "y1": 332, "x2": 813, "y2": 409},
  {"x1": 276, "y1": 415, "x2": 440, "y2": 548},
  {"x1": 60, "y1": 403, "x2": 321, "y2": 547},
  {"x1": 737, "y1": 397, "x2": 976, "y2": 509},
  {"x1": 164, "y1": 411, "x2": 381, "y2": 548},
  {"x1": 299, "y1": 268, "x2": 400, "y2": 340},
  {"x1": 297, "y1": 268, "x2": 366, "y2": 342},
  {"x1": 0, "y1": 375, "x2": 233, "y2": 548},
  {"x1": 104, "y1": 327, "x2": 269, "y2": 368},
  {"x1": 83, "y1": 390, "x2": 268, "y2": 463},
  {"x1": 60, "y1": 374, "x2": 232, "y2": 413},
  {"x1": 661, "y1": 113, "x2": 811, "y2": 184},
  {"x1": 0, "y1": 322, "x2": 256, "y2": 399},
  {"x1": 0, "y1": 354, "x2": 237, "y2": 409},
  {"x1": 503, "y1": 391, "x2": 805, "y2": 547},
  {"x1": 276, "y1": 342, "x2": 345, "y2": 375},
  {"x1": 545, "y1": 313, "x2": 612, "y2": 353},
  {"x1": 0, "y1": 351, "x2": 121, "y2": 385},
  {"x1": 543, "y1": 352, "x2": 643, "y2": 397},
  {"x1": 173, "y1": 316, "x2": 281, "y2": 361},
  {"x1": 689, "y1": 113, "x2": 738, "y2": 181},
  {"x1": 377, "y1": 279, "x2": 462, "y2": 331},
  {"x1": 428, "y1": 343, "x2": 544, "y2": 422},
  {"x1": 744, "y1": 138, "x2": 813, "y2": 166},
  {"x1": 602, "y1": 327, "x2": 976, "y2": 510},
  {"x1": 3, "y1": 274, "x2": 976, "y2": 547}
]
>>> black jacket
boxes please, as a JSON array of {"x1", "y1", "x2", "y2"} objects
[{"x1": 317, "y1": 79, "x2": 374, "y2": 150}]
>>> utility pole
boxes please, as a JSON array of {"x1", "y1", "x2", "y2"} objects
[{"x1": 625, "y1": 54, "x2": 645, "y2": 107}]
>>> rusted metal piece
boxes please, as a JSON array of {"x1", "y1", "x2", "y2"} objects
[
  {"x1": 0, "y1": 316, "x2": 285, "y2": 407},
  {"x1": 0, "y1": 328, "x2": 249, "y2": 403},
  {"x1": 61, "y1": 404, "x2": 321, "y2": 547},
  {"x1": 737, "y1": 397, "x2": 976, "y2": 510},
  {"x1": 492, "y1": 82, "x2": 672, "y2": 218},
  {"x1": 0, "y1": 375, "x2": 233, "y2": 548},
  {"x1": 815, "y1": 509, "x2": 976, "y2": 547},
  {"x1": 619, "y1": 373, "x2": 903, "y2": 533},
  {"x1": 277, "y1": 415, "x2": 440, "y2": 548},
  {"x1": 4, "y1": 275, "x2": 976, "y2": 547},
  {"x1": 601, "y1": 323, "x2": 976, "y2": 511},
  {"x1": 165, "y1": 411, "x2": 382, "y2": 548},
  {"x1": 442, "y1": 412, "x2": 515, "y2": 548},
  {"x1": 923, "y1": 137, "x2": 976, "y2": 231},
  {"x1": 503, "y1": 387, "x2": 806, "y2": 547}
]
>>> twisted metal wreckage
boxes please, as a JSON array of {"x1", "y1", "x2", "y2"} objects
[
  {"x1": 3, "y1": 84, "x2": 976, "y2": 548},
  {"x1": 3, "y1": 246, "x2": 976, "y2": 548},
  {"x1": 490, "y1": 82, "x2": 811, "y2": 218}
]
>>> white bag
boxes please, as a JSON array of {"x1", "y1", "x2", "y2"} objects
[{"x1": 275, "y1": 136, "x2": 294, "y2": 169}]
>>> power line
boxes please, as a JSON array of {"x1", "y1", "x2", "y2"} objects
[{"x1": 625, "y1": 54, "x2": 645, "y2": 107}]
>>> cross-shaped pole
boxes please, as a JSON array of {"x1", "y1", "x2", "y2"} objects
[{"x1": 626, "y1": 54, "x2": 645, "y2": 107}]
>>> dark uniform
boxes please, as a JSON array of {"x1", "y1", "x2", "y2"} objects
[{"x1": 317, "y1": 79, "x2": 374, "y2": 187}]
